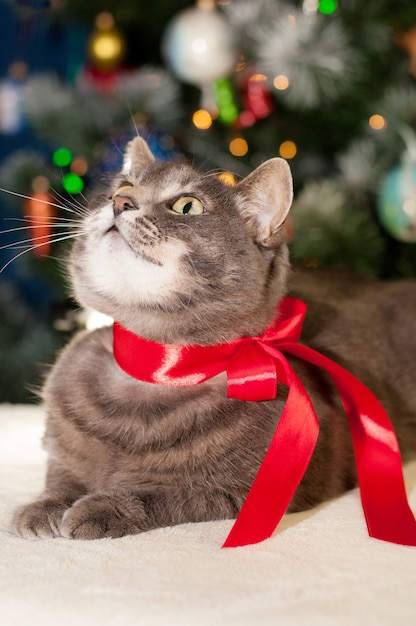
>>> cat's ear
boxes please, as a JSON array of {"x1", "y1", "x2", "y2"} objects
[
  {"x1": 236, "y1": 158, "x2": 293, "y2": 247},
  {"x1": 122, "y1": 137, "x2": 155, "y2": 174}
]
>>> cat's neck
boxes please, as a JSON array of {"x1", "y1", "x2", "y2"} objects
[{"x1": 111, "y1": 296, "x2": 305, "y2": 386}]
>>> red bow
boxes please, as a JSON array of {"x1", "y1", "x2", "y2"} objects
[{"x1": 113, "y1": 297, "x2": 416, "y2": 548}]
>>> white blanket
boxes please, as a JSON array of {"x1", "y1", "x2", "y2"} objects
[{"x1": 1, "y1": 404, "x2": 416, "y2": 626}]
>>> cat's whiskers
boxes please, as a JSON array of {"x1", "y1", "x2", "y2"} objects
[
  {"x1": 49, "y1": 189, "x2": 89, "y2": 219},
  {"x1": 0, "y1": 187, "x2": 87, "y2": 219},
  {"x1": 3, "y1": 215, "x2": 81, "y2": 225},
  {"x1": 0, "y1": 229, "x2": 80, "y2": 251},
  {"x1": 0, "y1": 187, "x2": 85, "y2": 272},
  {"x1": 64, "y1": 196, "x2": 89, "y2": 217},
  {"x1": 72, "y1": 190, "x2": 90, "y2": 213},
  {"x1": 201, "y1": 170, "x2": 223, "y2": 179},
  {"x1": 0, "y1": 221, "x2": 81, "y2": 236},
  {"x1": 0, "y1": 230, "x2": 83, "y2": 274},
  {"x1": 49, "y1": 185, "x2": 89, "y2": 218},
  {"x1": 0, "y1": 187, "x2": 75, "y2": 213}
]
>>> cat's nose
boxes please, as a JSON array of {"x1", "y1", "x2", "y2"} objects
[{"x1": 113, "y1": 195, "x2": 137, "y2": 217}]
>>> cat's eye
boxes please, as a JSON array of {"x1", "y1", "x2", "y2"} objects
[{"x1": 171, "y1": 196, "x2": 205, "y2": 216}]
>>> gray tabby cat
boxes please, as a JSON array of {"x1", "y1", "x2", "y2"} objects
[{"x1": 12, "y1": 137, "x2": 416, "y2": 540}]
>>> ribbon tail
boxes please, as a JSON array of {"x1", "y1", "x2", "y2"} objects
[
  {"x1": 223, "y1": 352, "x2": 319, "y2": 548},
  {"x1": 281, "y1": 342, "x2": 416, "y2": 547}
]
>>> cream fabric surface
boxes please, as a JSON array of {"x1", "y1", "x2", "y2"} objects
[{"x1": 1, "y1": 404, "x2": 416, "y2": 626}]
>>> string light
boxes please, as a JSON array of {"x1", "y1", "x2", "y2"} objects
[
  {"x1": 63, "y1": 172, "x2": 84, "y2": 195},
  {"x1": 369, "y1": 114, "x2": 387, "y2": 130},
  {"x1": 318, "y1": 0, "x2": 338, "y2": 15},
  {"x1": 31, "y1": 175, "x2": 50, "y2": 194},
  {"x1": 273, "y1": 74, "x2": 290, "y2": 90},
  {"x1": 95, "y1": 11, "x2": 115, "y2": 30},
  {"x1": 249, "y1": 73, "x2": 268, "y2": 83},
  {"x1": 217, "y1": 171, "x2": 236, "y2": 186},
  {"x1": 70, "y1": 156, "x2": 89, "y2": 176},
  {"x1": 229, "y1": 137, "x2": 249, "y2": 157},
  {"x1": 192, "y1": 109, "x2": 213, "y2": 129},
  {"x1": 93, "y1": 36, "x2": 122, "y2": 62},
  {"x1": 52, "y1": 147, "x2": 72, "y2": 168},
  {"x1": 279, "y1": 141, "x2": 297, "y2": 159}
]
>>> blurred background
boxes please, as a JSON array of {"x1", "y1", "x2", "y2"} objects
[{"x1": 1, "y1": 0, "x2": 416, "y2": 402}]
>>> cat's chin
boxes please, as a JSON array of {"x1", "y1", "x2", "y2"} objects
[
  {"x1": 103, "y1": 224, "x2": 163, "y2": 267},
  {"x1": 71, "y1": 229, "x2": 193, "y2": 325}
]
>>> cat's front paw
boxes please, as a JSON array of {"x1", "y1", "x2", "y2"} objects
[
  {"x1": 60, "y1": 494, "x2": 144, "y2": 540},
  {"x1": 12, "y1": 498, "x2": 68, "y2": 539}
]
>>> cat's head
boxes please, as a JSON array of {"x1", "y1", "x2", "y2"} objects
[{"x1": 71, "y1": 137, "x2": 293, "y2": 344}]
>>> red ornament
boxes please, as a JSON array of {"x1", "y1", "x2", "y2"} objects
[
  {"x1": 24, "y1": 178, "x2": 55, "y2": 257},
  {"x1": 80, "y1": 65, "x2": 126, "y2": 95},
  {"x1": 237, "y1": 71, "x2": 274, "y2": 129}
]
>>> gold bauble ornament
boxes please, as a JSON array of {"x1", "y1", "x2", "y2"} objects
[{"x1": 87, "y1": 12, "x2": 126, "y2": 71}]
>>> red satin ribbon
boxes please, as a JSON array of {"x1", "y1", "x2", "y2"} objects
[{"x1": 113, "y1": 297, "x2": 416, "y2": 548}]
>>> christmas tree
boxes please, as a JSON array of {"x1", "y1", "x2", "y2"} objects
[{"x1": 1, "y1": 0, "x2": 416, "y2": 401}]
